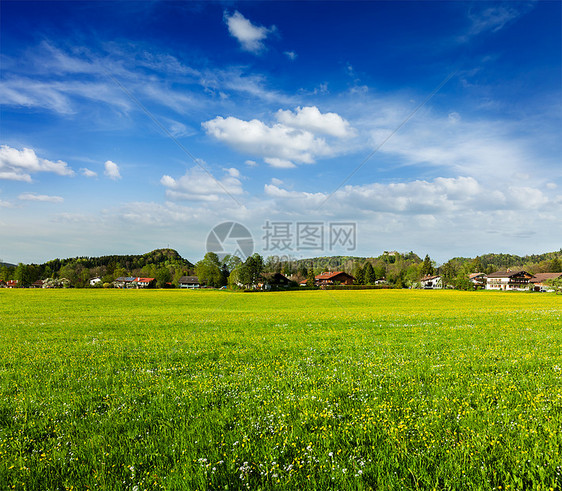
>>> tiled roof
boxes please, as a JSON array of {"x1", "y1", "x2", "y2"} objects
[
  {"x1": 485, "y1": 270, "x2": 529, "y2": 278},
  {"x1": 179, "y1": 276, "x2": 200, "y2": 284},
  {"x1": 315, "y1": 271, "x2": 346, "y2": 280},
  {"x1": 529, "y1": 272, "x2": 562, "y2": 283}
]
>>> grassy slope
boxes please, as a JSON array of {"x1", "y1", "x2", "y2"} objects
[{"x1": 0, "y1": 290, "x2": 561, "y2": 490}]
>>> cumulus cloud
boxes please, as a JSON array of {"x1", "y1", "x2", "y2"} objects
[
  {"x1": 276, "y1": 106, "x2": 353, "y2": 137},
  {"x1": 224, "y1": 11, "x2": 275, "y2": 53},
  {"x1": 18, "y1": 192, "x2": 64, "y2": 203},
  {"x1": 81, "y1": 167, "x2": 97, "y2": 178},
  {"x1": 160, "y1": 166, "x2": 243, "y2": 202},
  {"x1": 203, "y1": 106, "x2": 354, "y2": 168},
  {"x1": 104, "y1": 160, "x2": 121, "y2": 180},
  {"x1": 284, "y1": 51, "x2": 297, "y2": 60},
  {"x1": 0, "y1": 145, "x2": 74, "y2": 182}
]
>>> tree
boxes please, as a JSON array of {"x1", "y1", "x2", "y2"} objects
[
  {"x1": 195, "y1": 252, "x2": 223, "y2": 287},
  {"x1": 420, "y1": 254, "x2": 434, "y2": 277},
  {"x1": 551, "y1": 257, "x2": 562, "y2": 273},
  {"x1": 14, "y1": 263, "x2": 32, "y2": 287},
  {"x1": 364, "y1": 262, "x2": 376, "y2": 285},
  {"x1": 353, "y1": 264, "x2": 364, "y2": 285},
  {"x1": 156, "y1": 267, "x2": 172, "y2": 288},
  {"x1": 306, "y1": 268, "x2": 315, "y2": 287},
  {"x1": 238, "y1": 253, "x2": 264, "y2": 288},
  {"x1": 469, "y1": 256, "x2": 484, "y2": 273}
]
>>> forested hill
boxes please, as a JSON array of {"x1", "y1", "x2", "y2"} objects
[
  {"x1": 478, "y1": 251, "x2": 562, "y2": 269},
  {"x1": 40, "y1": 248, "x2": 193, "y2": 273},
  {"x1": 446, "y1": 250, "x2": 562, "y2": 272}
]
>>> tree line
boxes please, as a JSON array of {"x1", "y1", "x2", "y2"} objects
[{"x1": 1, "y1": 249, "x2": 561, "y2": 289}]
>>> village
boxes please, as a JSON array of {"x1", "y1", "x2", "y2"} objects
[{"x1": 3, "y1": 268, "x2": 560, "y2": 292}]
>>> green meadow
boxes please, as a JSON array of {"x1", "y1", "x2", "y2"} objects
[{"x1": 0, "y1": 289, "x2": 561, "y2": 490}]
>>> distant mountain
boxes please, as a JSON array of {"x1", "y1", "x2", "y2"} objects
[{"x1": 0, "y1": 262, "x2": 16, "y2": 269}]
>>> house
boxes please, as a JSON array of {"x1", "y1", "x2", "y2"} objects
[
  {"x1": 420, "y1": 274, "x2": 442, "y2": 289},
  {"x1": 90, "y1": 277, "x2": 102, "y2": 287},
  {"x1": 113, "y1": 276, "x2": 136, "y2": 289},
  {"x1": 485, "y1": 270, "x2": 534, "y2": 291},
  {"x1": 529, "y1": 272, "x2": 562, "y2": 292},
  {"x1": 134, "y1": 277, "x2": 156, "y2": 288},
  {"x1": 260, "y1": 272, "x2": 291, "y2": 290},
  {"x1": 31, "y1": 279, "x2": 45, "y2": 288},
  {"x1": 468, "y1": 272, "x2": 486, "y2": 288},
  {"x1": 299, "y1": 280, "x2": 308, "y2": 287},
  {"x1": 374, "y1": 278, "x2": 387, "y2": 285},
  {"x1": 179, "y1": 275, "x2": 201, "y2": 289},
  {"x1": 315, "y1": 271, "x2": 355, "y2": 286},
  {"x1": 6, "y1": 280, "x2": 18, "y2": 288}
]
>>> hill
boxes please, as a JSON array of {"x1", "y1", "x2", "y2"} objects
[{"x1": 40, "y1": 248, "x2": 193, "y2": 274}]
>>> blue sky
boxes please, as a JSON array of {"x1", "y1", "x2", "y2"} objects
[{"x1": 1, "y1": 0, "x2": 560, "y2": 264}]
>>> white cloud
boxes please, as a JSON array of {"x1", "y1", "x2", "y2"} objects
[
  {"x1": 203, "y1": 106, "x2": 354, "y2": 168},
  {"x1": 245, "y1": 160, "x2": 258, "y2": 167},
  {"x1": 264, "y1": 158, "x2": 296, "y2": 169},
  {"x1": 270, "y1": 178, "x2": 284, "y2": 186},
  {"x1": 104, "y1": 160, "x2": 121, "y2": 180},
  {"x1": 264, "y1": 176, "x2": 555, "y2": 216},
  {"x1": 160, "y1": 166, "x2": 244, "y2": 202},
  {"x1": 546, "y1": 182, "x2": 557, "y2": 190},
  {"x1": 467, "y1": 6, "x2": 525, "y2": 35},
  {"x1": 18, "y1": 192, "x2": 64, "y2": 203},
  {"x1": 276, "y1": 106, "x2": 353, "y2": 137},
  {"x1": 81, "y1": 168, "x2": 97, "y2": 178},
  {"x1": 224, "y1": 11, "x2": 275, "y2": 53},
  {"x1": 203, "y1": 116, "x2": 327, "y2": 166},
  {"x1": 284, "y1": 51, "x2": 297, "y2": 60},
  {"x1": 0, "y1": 145, "x2": 74, "y2": 182}
]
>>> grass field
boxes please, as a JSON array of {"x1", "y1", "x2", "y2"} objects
[{"x1": 0, "y1": 289, "x2": 561, "y2": 490}]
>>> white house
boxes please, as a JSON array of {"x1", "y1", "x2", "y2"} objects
[
  {"x1": 420, "y1": 275, "x2": 442, "y2": 289},
  {"x1": 485, "y1": 270, "x2": 533, "y2": 291},
  {"x1": 90, "y1": 277, "x2": 102, "y2": 287}
]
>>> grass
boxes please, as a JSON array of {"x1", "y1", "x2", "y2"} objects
[{"x1": 0, "y1": 289, "x2": 561, "y2": 490}]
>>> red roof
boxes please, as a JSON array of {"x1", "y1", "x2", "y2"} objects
[
  {"x1": 135, "y1": 277, "x2": 155, "y2": 283},
  {"x1": 315, "y1": 271, "x2": 346, "y2": 280}
]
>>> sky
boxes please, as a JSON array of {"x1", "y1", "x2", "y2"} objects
[{"x1": 0, "y1": 0, "x2": 561, "y2": 265}]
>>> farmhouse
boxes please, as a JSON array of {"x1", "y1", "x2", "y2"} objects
[
  {"x1": 31, "y1": 279, "x2": 46, "y2": 288},
  {"x1": 529, "y1": 272, "x2": 562, "y2": 292},
  {"x1": 420, "y1": 274, "x2": 442, "y2": 289},
  {"x1": 315, "y1": 271, "x2": 355, "y2": 286},
  {"x1": 113, "y1": 276, "x2": 136, "y2": 289},
  {"x1": 260, "y1": 272, "x2": 291, "y2": 290},
  {"x1": 485, "y1": 270, "x2": 534, "y2": 291},
  {"x1": 135, "y1": 277, "x2": 156, "y2": 288},
  {"x1": 6, "y1": 280, "x2": 18, "y2": 288},
  {"x1": 90, "y1": 277, "x2": 102, "y2": 287},
  {"x1": 179, "y1": 275, "x2": 201, "y2": 289},
  {"x1": 468, "y1": 272, "x2": 486, "y2": 288}
]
